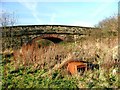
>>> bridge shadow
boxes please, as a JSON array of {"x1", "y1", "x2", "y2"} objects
[
  {"x1": 25, "y1": 37, "x2": 64, "y2": 49},
  {"x1": 26, "y1": 35, "x2": 64, "y2": 46},
  {"x1": 42, "y1": 37, "x2": 63, "y2": 44}
]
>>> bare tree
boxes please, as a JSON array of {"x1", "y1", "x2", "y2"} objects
[
  {"x1": 0, "y1": 10, "x2": 17, "y2": 27},
  {"x1": 95, "y1": 14, "x2": 118, "y2": 32},
  {"x1": 0, "y1": 10, "x2": 17, "y2": 51}
]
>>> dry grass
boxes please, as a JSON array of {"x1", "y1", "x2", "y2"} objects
[
  {"x1": 13, "y1": 36, "x2": 119, "y2": 75},
  {"x1": 3, "y1": 35, "x2": 119, "y2": 89},
  {"x1": 13, "y1": 42, "x2": 73, "y2": 71}
]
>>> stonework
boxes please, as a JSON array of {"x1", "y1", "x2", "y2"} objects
[{"x1": 1, "y1": 25, "x2": 98, "y2": 51}]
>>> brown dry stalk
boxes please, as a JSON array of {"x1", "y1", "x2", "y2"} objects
[{"x1": 41, "y1": 53, "x2": 73, "y2": 77}]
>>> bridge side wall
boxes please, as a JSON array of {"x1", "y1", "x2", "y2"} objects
[
  {"x1": 1, "y1": 25, "x2": 98, "y2": 51},
  {"x1": 2, "y1": 33, "x2": 75, "y2": 51}
]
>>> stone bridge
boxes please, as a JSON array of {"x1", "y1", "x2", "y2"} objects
[{"x1": 1, "y1": 25, "x2": 98, "y2": 50}]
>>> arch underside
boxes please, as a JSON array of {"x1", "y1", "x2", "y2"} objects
[
  {"x1": 43, "y1": 37, "x2": 63, "y2": 43},
  {"x1": 31, "y1": 34, "x2": 64, "y2": 44}
]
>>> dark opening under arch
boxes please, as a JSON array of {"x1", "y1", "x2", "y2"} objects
[
  {"x1": 43, "y1": 37, "x2": 63, "y2": 43},
  {"x1": 26, "y1": 35, "x2": 64, "y2": 46}
]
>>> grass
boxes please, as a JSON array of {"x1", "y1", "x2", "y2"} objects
[{"x1": 1, "y1": 34, "x2": 120, "y2": 89}]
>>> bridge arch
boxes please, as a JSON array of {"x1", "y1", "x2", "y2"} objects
[{"x1": 29, "y1": 34, "x2": 65, "y2": 45}]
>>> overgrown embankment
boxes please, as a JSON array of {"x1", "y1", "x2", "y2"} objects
[{"x1": 1, "y1": 31, "x2": 119, "y2": 88}]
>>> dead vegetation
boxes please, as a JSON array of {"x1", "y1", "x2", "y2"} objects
[{"x1": 13, "y1": 35, "x2": 119, "y2": 76}]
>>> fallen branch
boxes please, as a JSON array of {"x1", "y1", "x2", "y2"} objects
[{"x1": 41, "y1": 53, "x2": 73, "y2": 77}]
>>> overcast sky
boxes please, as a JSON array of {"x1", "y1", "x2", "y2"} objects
[{"x1": 1, "y1": 0, "x2": 118, "y2": 27}]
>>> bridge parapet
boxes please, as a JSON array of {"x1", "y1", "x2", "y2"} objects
[{"x1": 1, "y1": 25, "x2": 97, "y2": 35}]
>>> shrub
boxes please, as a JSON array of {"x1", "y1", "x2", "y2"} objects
[{"x1": 95, "y1": 14, "x2": 118, "y2": 32}]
